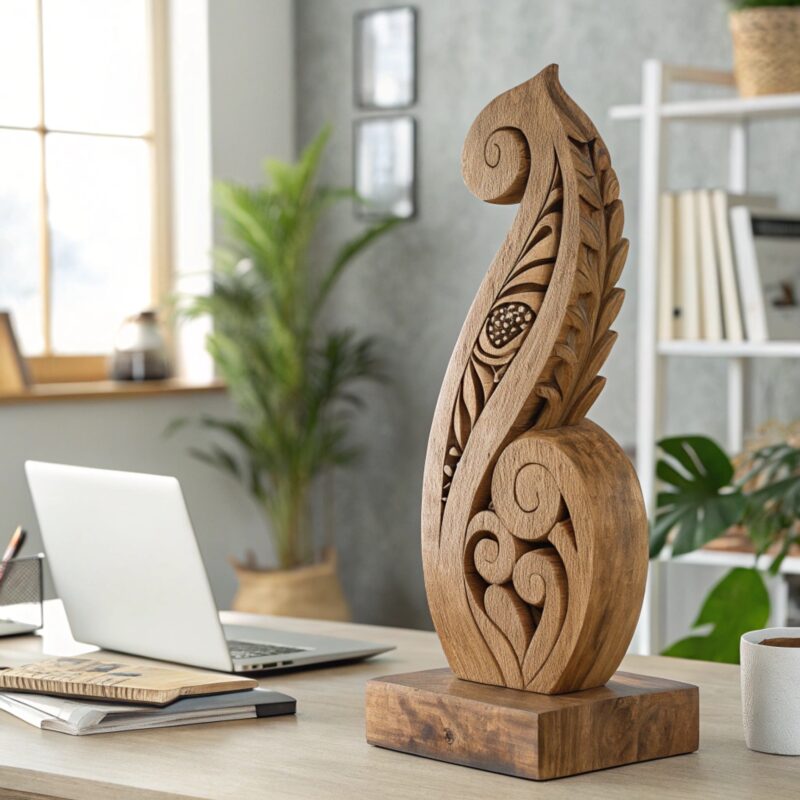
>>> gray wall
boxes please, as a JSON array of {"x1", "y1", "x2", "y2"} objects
[
  {"x1": 295, "y1": 0, "x2": 800, "y2": 629},
  {"x1": 208, "y1": 0, "x2": 295, "y2": 185}
]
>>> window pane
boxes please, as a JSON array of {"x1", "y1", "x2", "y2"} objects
[
  {"x1": 42, "y1": 0, "x2": 149, "y2": 134},
  {"x1": 0, "y1": 0, "x2": 40, "y2": 127},
  {"x1": 0, "y1": 130, "x2": 43, "y2": 354},
  {"x1": 47, "y1": 134, "x2": 151, "y2": 354}
]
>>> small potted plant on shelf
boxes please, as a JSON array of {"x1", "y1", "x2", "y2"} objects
[
  {"x1": 729, "y1": 0, "x2": 800, "y2": 96},
  {"x1": 174, "y1": 127, "x2": 399, "y2": 620},
  {"x1": 649, "y1": 424, "x2": 800, "y2": 663}
]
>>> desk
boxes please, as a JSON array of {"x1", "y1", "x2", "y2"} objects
[{"x1": 0, "y1": 603, "x2": 796, "y2": 799}]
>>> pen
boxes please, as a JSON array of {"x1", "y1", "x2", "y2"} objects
[{"x1": 0, "y1": 526, "x2": 26, "y2": 585}]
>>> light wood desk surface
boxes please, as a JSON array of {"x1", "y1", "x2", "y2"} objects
[{"x1": 0, "y1": 602, "x2": 796, "y2": 799}]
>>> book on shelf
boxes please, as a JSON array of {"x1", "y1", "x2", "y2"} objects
[
  {"x1": 656, "y1": 189, "x2": 794, "y2": 345},
  {"x1": 0, "y1": 656, "x2": 257, "y2": 705},
  {"x1": 710, "y1": 189, "x2": 744, "y2": 342},
  {"x1": 730, "y1": 208, "x2": 800, "y2": 342},
  {"x1": 696, "y1": 190, "x2": 723, "y2": 341},
  {"x1": 657, "y1": 193, "x2": 678, "y2": 340},
  {"x1": 0, "y1": 687, "x2": 296, "y2": 735},
  {"x1": 677, "y1": 190, "x2": 701, "y2": 339}
]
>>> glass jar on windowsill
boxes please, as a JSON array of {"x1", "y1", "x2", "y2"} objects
[{"x1": 110, "y1": 310, "x2": 170, "y2": 382}]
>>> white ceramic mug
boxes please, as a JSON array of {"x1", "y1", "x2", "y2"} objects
[{"x1": 741, "y1": 627, "x2": 800, "y2": 755}]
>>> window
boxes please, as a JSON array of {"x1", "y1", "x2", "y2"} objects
[{"x1": 0, "y1": 0, "x2": 170, "y2": 380}]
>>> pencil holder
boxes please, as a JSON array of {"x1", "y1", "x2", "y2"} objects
[{"x1": 0, "y1": 555, "x2": 44, "y2": 637}]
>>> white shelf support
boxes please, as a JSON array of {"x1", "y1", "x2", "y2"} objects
[
  {"x1": 727, "y1": 357, "x2": 746, "y2": 453},
  {"x1": 658, "y1": 340, "x2": 800, "y2": 358},
  {"x1": 727, "y1": 122, "x2": 749, "y2": 454},
  {"x1": 635, "y1": 58, "x2": 666, "y2": 513},
  {"x1": 633, "y1": 59, "x2": 667, "y2": 656},
  {"x1": 728, "y1": 122, "x2": 748, "y2": 192}
]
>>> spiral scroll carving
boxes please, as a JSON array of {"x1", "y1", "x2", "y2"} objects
[
  {"x1": 466, "y1": 127, "x2": 531, "y2": 205},
  {"x1": 421, "y1": 65, "x2": 648, "y2": 695}
]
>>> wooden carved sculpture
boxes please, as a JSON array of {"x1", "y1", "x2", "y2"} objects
[
  {"x1": 367, "y1": 69, "x2": 697, "y2": 782},
  {"x1": 421, "y1": 65, "x2": 648, "y2": 695}
]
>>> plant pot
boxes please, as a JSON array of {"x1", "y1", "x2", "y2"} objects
[
  {"x1": 231, "y1": 549, "x2": 351, "y2": 621},
  {"x1": 741, "y1": 627, "x2": 800, "y2": 755},
  {"x1": 730, "y1": 8, "x2": 800, "y2": 97}
]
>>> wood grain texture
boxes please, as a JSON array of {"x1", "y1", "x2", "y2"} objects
[
  {"x1": 0, "y1": 788, "x2": 72, "y2": 800},
  {"x1": 366, "y1": 668, "x2": 699, "y2": 781},
  {"x1": 0, "y1": 602, "x2": 792, "y2": 800},
  {"x1": 421, "y1": 65, "x2": 647, "y2": 694}
]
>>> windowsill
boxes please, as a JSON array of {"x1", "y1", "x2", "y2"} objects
[{"x1": 0, "y1": 379, "x2": 226, "y2": 406}]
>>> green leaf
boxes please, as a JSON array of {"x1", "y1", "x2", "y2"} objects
[
  {"x1": 164, "y1": 417, "x2": 190, "y2": 437},
  {"x1": 658, "y1": 435, "x2": 735, "y2": 486},
  {"x1": 649, "y1": 505, "x2": 688, "y2": 558},
  {"x1": 670, "y1": 494, "x2": 745, "y2": 556},
  {"x1": 655, "y1": 460, "x2": 695, "y2": 492},
  {"x1": 662, "y1": 568, "x2": 770, "y2": 664},
  {"x1": 187, "y1": 445, "x2": 242, "y2": 481},
  {"x1": 651, "y1": 435, "x2": 745, "y2": 558},
  {"x1": 769, "y1": 533, "x2": 799, "y2": 576}
]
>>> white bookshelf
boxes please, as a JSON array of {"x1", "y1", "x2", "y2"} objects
[
  {"x1": 658, "y1": 341, "x2": 800, "y2": 358},
  {"x1": 610, "y1": 60, "x2": 800, "y2": 655},
  {"x1": 668, "y1": 546, "x2": 800, "y2": 576},
  {"x1": 611, "y1": 91, "x2": 800, "y2": 122}
]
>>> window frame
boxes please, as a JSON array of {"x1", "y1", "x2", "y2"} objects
[{"x1": 1, "y1": 0, "x2": 172, "y2": 383}]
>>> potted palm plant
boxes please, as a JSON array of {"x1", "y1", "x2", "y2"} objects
[
  {"x1": 175, "y1": 127, "x2": 399, "y2": 620},
  {"x1": 729, "y1": 0, "x2": 800, "y2": 96}
]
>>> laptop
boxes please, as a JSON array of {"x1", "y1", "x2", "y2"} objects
[{"x1": 25, "y1": 461, "x2": 393, "y2": 673}]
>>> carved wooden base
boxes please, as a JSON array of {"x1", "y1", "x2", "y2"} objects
[{"x1": 365, "y1": 668, "x2": 699, "y2": 781}]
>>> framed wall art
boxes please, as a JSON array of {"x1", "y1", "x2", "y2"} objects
[
  {"x1": 354, "y1": 7, "x2": 417, "y2": 110},
  {"x1": 353, "y1": 115, "x2": 416, "y2": 220}
]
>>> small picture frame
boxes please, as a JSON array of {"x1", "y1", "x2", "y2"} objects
[
  {"x1": 354, "y1": 116, "x2": 416, "y2": 221},
  {"x1": 354, "y1": 7, "x2": 417, "y2": 110},
  {"x1": 0, "y1": 311, "x2": 30, "y2": 393}
]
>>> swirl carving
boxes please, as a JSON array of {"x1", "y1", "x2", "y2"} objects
[
  {"x1": 463, "y1": 439, "x2": 574, "y2": 690},
  {"x1": 421, "y1": 65, "x2": 648, "y2": 695},
  {"x1": 467, "y1": 127, "x2": 531, "y2": 205}
]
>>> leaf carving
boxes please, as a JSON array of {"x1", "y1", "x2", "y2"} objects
[{"x1": 526, "y1": 87, "x2": 630, "y2": 431}]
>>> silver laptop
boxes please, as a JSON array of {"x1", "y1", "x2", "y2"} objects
[{"x1": 25, "y1": 461, "x2": 393, "y2": 673}]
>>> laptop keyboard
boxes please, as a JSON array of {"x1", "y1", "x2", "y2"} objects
[{"x1": 227, "y1": 640, "x2": 307, "y2": 660}]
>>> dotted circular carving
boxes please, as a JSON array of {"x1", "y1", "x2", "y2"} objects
[{"x1": 485, "y1": 303, "x2": 533, "y2": 349}]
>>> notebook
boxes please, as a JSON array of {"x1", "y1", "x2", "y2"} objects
[
  {"x1": 0, "y1": 657, "x2": 257, "y2": 706},
  {"x1": 0, "y1": 687, "x2": 295, "y2": 735}
]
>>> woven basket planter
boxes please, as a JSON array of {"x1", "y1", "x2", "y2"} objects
[
  {"x1": 231, "y1": 549, "x2": 351, "y2": 621},
  {"x1": 730, "y1": 7, "x2": 800, "y2": 97}
]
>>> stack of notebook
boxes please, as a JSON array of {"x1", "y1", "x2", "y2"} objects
[{"x1": 0, "y1": 656, "x2": 295, "y2": 735}]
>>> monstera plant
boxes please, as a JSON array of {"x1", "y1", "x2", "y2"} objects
[
  {"x1": 174, "y1": 127, "x2": 399, "y2": 619},
  {"x1": 650, "y1": 432, "x2": 800, "y2": 663}
]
